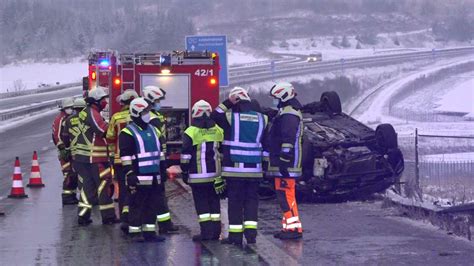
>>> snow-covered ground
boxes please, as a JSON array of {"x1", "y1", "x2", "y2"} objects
[
  {"x1": 435, "y1": 76, "x2": 474, "y2": 118},
  {"x1": 227, "y1": 48, "x2": 269, "y2": 66},
  {"x1": 355, "y1": 57, "x2": 474, "y2": 127},
  {"x1": 0, "y1": 58, "x2": 87, "y2": 93}
]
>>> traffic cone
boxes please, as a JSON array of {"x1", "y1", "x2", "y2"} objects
[
  {"x1": 8, "y1": 157, "x2": 28, "y2": 198},
  {"x1": 27, "y1": 151, "x2": 45, "y2": 188}
]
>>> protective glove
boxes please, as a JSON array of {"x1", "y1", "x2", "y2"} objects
[
  {"x1": 126, "y1": 172, "x2": 140, "y2": 188},
  {"x1": 279, "y1": 166, "x2": 290, "y2": 178},
  {"x1": 214, "y1": 177, "x2": 226, "y2": 195},
  {"x1": 58, "y1": 148, "x2": 70, "y2": 162},
  {"x1": 181, "y1": 172, "x2": 189, "y2": 185}
]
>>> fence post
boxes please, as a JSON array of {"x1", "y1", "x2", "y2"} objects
[{"x1": 415, "y1": 128, "x2": 421, "y2": 200}]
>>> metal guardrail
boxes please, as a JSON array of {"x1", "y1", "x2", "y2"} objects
[
  {"x1": 0, "y1": 100, "x2": 61, "y2": 121},
  {"x1": 0, "y1": 82, "x2": 81, "y2": 99}
]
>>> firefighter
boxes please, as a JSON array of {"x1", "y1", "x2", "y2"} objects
[
  {"x1": 211, "y1": 87, "x2": 269, "y2": 246},
  {"x1": 59, "y1": 97, "x2": 87, "y2": 204},
  {"x1": 119, "y1": 98, "x2": 167, "y2": 242},
  {"x1": 106, "y1": 89, "x2": 138, "y2": 232},
  {"x1": 268, "y1": 82, "x2": 303, "y2": 240},
  {"x1": 181, "y1": 100, "x2": 224, "y2": 242},
  {"x1": 142, "y1": 86, "x2": 179, "y2": 234},
  {"x1": 74, "y1": 86, "x2": 118, "y2": 226},
  {"x1": 52, "y1": 97, "x2": 78, "y2": 205}
]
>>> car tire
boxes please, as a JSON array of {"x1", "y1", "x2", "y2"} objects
[
  {"x1": 375, "y1": 123, "x2": 398, "y2": 150},
  {"x1": 321, "y1": 91, "x2": 342, "y2": 114}
]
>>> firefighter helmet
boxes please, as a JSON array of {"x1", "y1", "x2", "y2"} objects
[
  {"x1": 73, "y1": 98, "x2": 86, "y2": 109},
  {"x1": 117, "y1": 89, "x2": 138, "y2": 104},
  {"x1": 270, "y1": 82, "x2": 295, "y2": 102},
  {"x1": 191, "y1": 100, "x2": 212, "y2": 118},
  {"x1": 143, "y1": 86, "x2": 166, "y2": 102},
  {"x1": 129, "y1": 98, "x2": 150, "y2": 118},
  {"x1": 229, "y1": 86, "x2": 250, "y2": 103},
  {"x1": 87, "y1": 86, "x2": 108, "y2": 101},
  {"x1": 61, "y1": 97, "x2": 74, "y2": 109}
]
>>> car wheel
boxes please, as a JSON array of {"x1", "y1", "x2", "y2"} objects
[
  {"x1": 321, "y1": 91, "x2": 342, "y2": 114},
  {"x1": 375, "y1": 123, "x2": 398, "y2": 150}
]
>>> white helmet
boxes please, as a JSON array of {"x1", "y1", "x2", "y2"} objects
[
  {"x1": 61, "y1": 97, "x2": 74, "y2": 109},
  {"x1": 88, "y1": 86, "x2": 108, "y2": 101},
  {"x1": 229, "y1": 86, "x2": 250, "y2": 102},
  {"x1": 270, "y1": 82, "x2": 295, "y2": 102},
  {"x1": 129, "y1": 98, "x2": 150, "y2": 117},
  {"x1": 116, "y1": 89, "x2": 138, "y2": 104},
  {"x1": 191, "y1": 100, "x2": 212, "y2": 118},
  {"x1": 143, "y1": 85, "x2": 166, "y2": 102},
  {"x1": 73, "y1": 98, "x2": 86, "y2": 109}
]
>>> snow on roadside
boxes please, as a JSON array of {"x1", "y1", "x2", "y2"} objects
[
  {"x1": 435, "y1": 77, "x2": 474, "y2": 118},
  {"x1": 421, "y1": 152, "x2": 474, "y2": 163},
  {"x1": 0, "y1": 108, "x2": 58, "y2": 134},
  {"x1": 356, "y1": 57, "x2": 474, "y2": 125},
  {"x1": 228, "y1": 48, "x2": 269, "y2": 66},
  {"x1": 0, "y1": 58, "x2": 87, "y2": 93}
]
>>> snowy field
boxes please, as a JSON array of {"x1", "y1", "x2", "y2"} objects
[
  {"x1": 227, "y1": 48, "x2": 269, "y2": 66},
  {"x1": 435, "y1": 76, "x2": 474, "y2": 118},
  {"x1": 0, "y1": 58, "x2": 87, "y2": 93}
]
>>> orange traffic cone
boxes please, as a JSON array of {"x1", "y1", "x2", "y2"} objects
[
  {"x1": 27, "y1": 151, "x2": 45, "y2": 188},
  {"x1": 8, "y1": 157, "x2": 28, "y2": 198}
]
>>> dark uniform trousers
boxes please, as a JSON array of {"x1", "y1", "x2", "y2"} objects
[
  {"x1": 114, "y1": 163, "x2": 129, "y2": 222},
  {"x1": 74, "y1": 161, "x2": 115, "y2": 221},
  {"x1": 191, "y1": 183, "x2": 221, "y2": 239},
  {"x1": 129, "y1": 184, "x2": 162, "y2": 237},
  {"x1": 156, "y1": 181, "x2": 172, "y2": 229},
  {"x1": 60, "y1": 158, "x2": 78, "y2": 203},
  {"x1": 227, "y1": 179, "x2": 259, "y2": 242}
]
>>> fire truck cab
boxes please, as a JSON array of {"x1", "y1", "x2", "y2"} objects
[{"x1": 86, "y1": 50, "x2": 220, "y2": 159}]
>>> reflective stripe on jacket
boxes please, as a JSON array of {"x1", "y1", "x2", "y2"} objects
[
  {"x1": 180, "y1": 124, "x2": 223, "y2": 183},
  {"x1": 106, "y1": 107, "x2": 131, "y2": 164},
  {"x1": 121, "y1": 123, "x2": 162, "y2": 185}
]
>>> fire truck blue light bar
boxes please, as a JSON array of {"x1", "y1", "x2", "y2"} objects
[{"x1": 99, "y1": 60, "x2": 110, "y2": 67}]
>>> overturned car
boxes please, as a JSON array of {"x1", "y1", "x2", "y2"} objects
[{"x1": 260, "y1": 91, "x2": 404, "y2": 203}]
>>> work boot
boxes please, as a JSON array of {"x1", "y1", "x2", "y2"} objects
[
  {"x1": 143, "y1": 234, "x2": 166, "y2": 242},
  {"x1": 120, "y1": 223, "x2": 129, "y2": 235},
  {"x1": 159, "y1": 222, "x2": 179, "y2": 234},
  {"x1": 220, "y1": 238, "x2": 242, "y2": 247},
  {"x1": 277, "y1": 231, "x2": 302, "y2": 240},
  {"x1": 102, "y1": 218, "x2": 121, "y2": 225},
  {"x1": 78, "y1": 217, "x2": 93, "y2": 226}
]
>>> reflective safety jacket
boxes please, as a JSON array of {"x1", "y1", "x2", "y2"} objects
[
  {"x1": 74, "y1": 105, "x2": 109, "y2": 163},
  {"x1": 211, "y1": 100, "x2": 268, "y2": 179},
  {"x1": 119, "y1": 121, "x2": 166, "y2": 186},
  {"x1": 52, "y1": 111, "x2": 69, "y2": 148},
  {"x1": 180, "y1": 119, "x2": 224, "y2": 184},
  {"x1": 150, "y1": 110, "x2": 166, "y2": 140},
  {"x1": 106, "y1": 106, "x2": 131, "y2": 164},
  {"x1": 61, "y1": 113, "x2": 81, "y2": 158},
  {"x1": 267, "y1": 99, "x2": 304, "y2": 178}
]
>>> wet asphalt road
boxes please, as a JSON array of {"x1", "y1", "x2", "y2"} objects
[{"x1": 1, "y1": 114, "x2": 474, "y2": 265}]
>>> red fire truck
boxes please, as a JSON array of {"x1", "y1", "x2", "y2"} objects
[{"x1": 85, "y1": 50, "x2": 220, "y2": 158}]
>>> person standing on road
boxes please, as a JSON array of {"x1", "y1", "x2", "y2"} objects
[
  {"x1": 59, "y1": 97, "x2": 87, "y2": 205},
  {"x1": 268, "y1": 82, "x2": 304, "y2": 240},
  {"x1": 211, "y1": 87, "x2": 269, "y2": 246},
  {"x1": 106, "y1": 89, "x2": 138, "y2": 232},
  {"x1": 181, "y1": 100, "x2": 224, "y2": 242},
  {"x1": 143, "y1": 86, "x2": 179, "y2": 234},
  {"x1": 74, "y1": 86, "x2": 118, "y2": 226},
  {"x1": 119, "y1": 98, "x2": 167, "y2": 242},
  {"x1": 52, "y1": 97, "x2": 78, "y2": 205}
]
